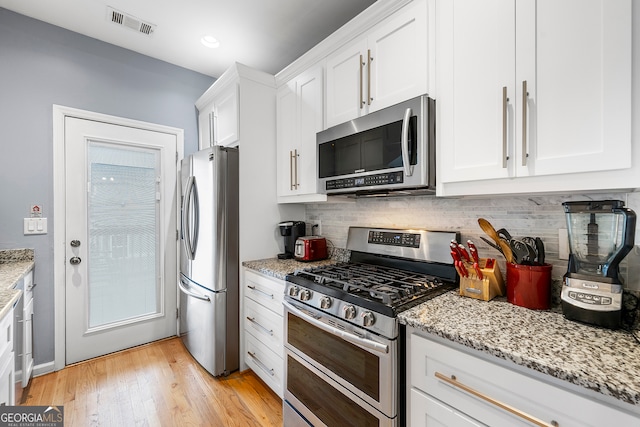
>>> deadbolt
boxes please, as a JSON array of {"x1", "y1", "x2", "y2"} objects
[
  {"x1": 70, "y1": 240, "x2": 81, "y2": 247},
  {"x1": 69, "y1": 257, "x2": 81, "y2": 265}
]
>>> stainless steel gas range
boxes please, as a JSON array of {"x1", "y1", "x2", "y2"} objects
[{"x1": 283, "y1": 227, "x2": 459, "y2": 427}]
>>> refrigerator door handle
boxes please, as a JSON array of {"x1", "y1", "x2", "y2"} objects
[
  {"x1": 179, "y1": 276, "x2": 211, "y2": 302},
  {"x1": 182, "y1": 176, "x2": 199, "y2": 260}
]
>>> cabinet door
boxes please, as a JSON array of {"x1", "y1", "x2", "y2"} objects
[
  {"x1": 22, "y1": 297, "x2": 33, "y2": 388},
  {"x1": 214, "y1": 83, "x2": 240, "y2": 147},
  {"x1": 437, "y1": 0, "x2": 516, "y2": 183},
  {"x1": 295, "y1": 66, "x2": 323, "y2": 195},
  {"x1": 325, "y1": 39, "x2": 368, "y2": 128},
  {"x1": 517, "y1": 0, "x2": 632, "y2": 177},
  {"x1": 0, "y1": 352, "x2": 14, "y2": 406},
  {"x1": 368, "y1": 0, "x2": 428, "y2": 113},
  {"x1": 276, "y1": 82, "x2": 297, "y2": 197},
  {"x1": 197, "y1": 106, "x2": 214, "y2": 150}
]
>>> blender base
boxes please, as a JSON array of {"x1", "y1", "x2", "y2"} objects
[{"x1": 561, "y1": 301, "x2": 621, "y2": 329}]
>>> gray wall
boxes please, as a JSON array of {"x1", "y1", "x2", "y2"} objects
[{"x1": 0, "y1": 8, "x2": 214, "y2": 366}]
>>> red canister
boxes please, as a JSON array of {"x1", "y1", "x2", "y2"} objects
[{"x1": 506, "y1": 263, "x2": 552, "y2": 310}]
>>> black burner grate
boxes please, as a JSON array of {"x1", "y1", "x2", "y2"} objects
[{"x1": 294, "y1": 262, "x2": 445, "y2": 306}]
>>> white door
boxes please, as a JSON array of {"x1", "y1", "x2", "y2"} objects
[{"x1": 64, "y1": 116, "x2": 178, "y2": 364}]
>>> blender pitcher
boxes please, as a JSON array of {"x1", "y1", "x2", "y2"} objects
[{"x1": 563, "y1": 200, "x2": 636, "y2": 282}]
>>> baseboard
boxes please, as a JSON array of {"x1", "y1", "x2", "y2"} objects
[{"x1": 32, "y1": 361, "x2": 56, "y2": 377}]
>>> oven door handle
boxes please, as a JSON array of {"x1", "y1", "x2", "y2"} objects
[{"x1": 284, "y1": 301, "x2": 389, "y2": 355}]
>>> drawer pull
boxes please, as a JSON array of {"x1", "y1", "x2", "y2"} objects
[
  {"x1": 435, "y1": 372, "x2": 558, "y2": 427},
  {"x1": 246, "y1": 316, "x2": 274, "y2": 336},
  {"x1": 247, "y1": 285, "x2": 274, "y2": 299},
  {"x1": 247, "y1": 351, "x2": 275, "y2": 376}
]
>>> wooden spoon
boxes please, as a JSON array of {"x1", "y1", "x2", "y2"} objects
[{"x1": 478, "y1": 218, "x2": 515, "y2": 264}]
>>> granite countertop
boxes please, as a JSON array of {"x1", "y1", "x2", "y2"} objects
[
  {"x1": 0, "y1": 249, "x2": 35, "y2": 319},
  {"x1": 400, "y1": 291, "x2": 640, "y2": 410},
  {"x1": 242, "y1": 249, "x2": 350, "y2": 280}
]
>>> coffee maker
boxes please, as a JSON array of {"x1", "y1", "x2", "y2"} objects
[
  {"x1": 561, "y1": 200, "x2": 636, "y2": 329},
  {"x1": 278, "y1": 221, "x2": 306, "y2": 259}
]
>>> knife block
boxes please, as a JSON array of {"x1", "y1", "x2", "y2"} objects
[{"x1": 458, "y1": 258, "x2": 505, "y2": 301}]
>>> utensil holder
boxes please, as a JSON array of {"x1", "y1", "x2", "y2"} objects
[
  {"x1": 459, "y1": 258, "x2": 505, "y2": 301},
  {"x1": 506, "y1": 263, "x2": 552, "y2": 310}
]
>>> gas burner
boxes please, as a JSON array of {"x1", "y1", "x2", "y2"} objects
[{"x1": 293, "y1": 262, "x2": 451, "y2": 308}]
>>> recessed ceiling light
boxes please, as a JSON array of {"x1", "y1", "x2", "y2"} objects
[{"x1": 201, "y1": 35, "x2": 220, "y2": 49}]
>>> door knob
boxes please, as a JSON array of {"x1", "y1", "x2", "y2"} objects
[
  {"x1": 69, "y1": 257, "x2": 82, "y2": 265},
  {"x1": 70, "y1": 240, "x2": 81, "y2": 247}
]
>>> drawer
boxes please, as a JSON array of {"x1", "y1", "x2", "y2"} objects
[
  {"x1": 244, "y1": 297, "x2": 284, "y2": 356},
  {"x1": 410, "y1": 388, "x2": 485, "y2": 427},
  {"x1": 245, "y1": 331, "x2": 284, "y2": 398},
  {"x1": 0, "y1": 309, "x2": 13, "y2": 362},
  {"x1": 410, "y1": 333, "x2": 640, "y2": 427},
  {"x1": 23, "y1": 271, "x2": 34, "y2": 303},
  {"x1": 244, "y1": 270, "x2": 285, "y2": 315}
]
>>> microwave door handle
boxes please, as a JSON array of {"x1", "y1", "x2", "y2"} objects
[
  {"x1": 283, "y1": 301, "x2": 389, "y2": 355},
  {"x1": 401, "y1": 107, "x2": 414, "y2": 177}
]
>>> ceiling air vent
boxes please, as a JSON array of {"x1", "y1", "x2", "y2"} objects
[{"x1": 107, "y1": 6, "x2": 156, "y2": 36}]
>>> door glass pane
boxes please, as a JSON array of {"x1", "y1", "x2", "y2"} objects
[{"x1": 87, "y1": 142, "x2": 160, "y2": 328}]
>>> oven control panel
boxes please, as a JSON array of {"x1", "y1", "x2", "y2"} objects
[{"x1": 368, "y1": 230, "x2": 420, "y2": 248}]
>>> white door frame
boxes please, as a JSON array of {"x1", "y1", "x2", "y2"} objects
[{"x1": 52, "y1": 105, "x2": 184, "y2": 371}]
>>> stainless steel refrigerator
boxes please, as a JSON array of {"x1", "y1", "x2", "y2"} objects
[{"x1": 179, "y1": 146, "x2": 239, "y2": 376}]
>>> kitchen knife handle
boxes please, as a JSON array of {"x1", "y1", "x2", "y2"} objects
[
  {"x1": 502, "y1": 86, "x2": 509, "y2": 168},
  {"x1": 522, "y1": 80, "x2": 528, "y2": 166},
  {"x1": 435, "y1": 372, "x2": 558, "y2": 427}
]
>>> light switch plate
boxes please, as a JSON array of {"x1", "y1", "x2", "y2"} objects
[{"x1": 24, "y1": 218, "x2": 47, "y2": 235}]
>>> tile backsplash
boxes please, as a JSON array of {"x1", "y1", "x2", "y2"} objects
[{"x1": 306, "y1": 191, "x2": 640, "y2": 294}]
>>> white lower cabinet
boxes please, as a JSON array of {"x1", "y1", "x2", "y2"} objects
[
  {"x1": 408, "y1": 329, "x2": 640, "y2": 427},
  {"x1": 242, "y1": 269, "x2": 285, "y2": 397},
  {"x1": 0, "y1": 307, "x2": 14, "y2": 406}
]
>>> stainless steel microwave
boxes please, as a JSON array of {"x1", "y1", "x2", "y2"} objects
[{"x1": 317, "y1": 95, "x2": 435, "y2": 196}]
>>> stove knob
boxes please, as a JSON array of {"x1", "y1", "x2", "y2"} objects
[
  {"x1": 343, "y1": 305, "x2": 356, "y2": 320},
  {"x1": 288, "y1": 286, "x2": 299, "y2": 297},
  {"x1": 320, "y1": 296, "x2": 332, "y2": 309},
  {"x1": 361, "y1": 311, "x2": 376, "y2": 327},
  {"x1": 299, "y1": 289, "x2": 312, "y2": 301}
]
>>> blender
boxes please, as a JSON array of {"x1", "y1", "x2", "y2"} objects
[{"x1": 561, "y1": 200, "x2": 636, "y2": 329}]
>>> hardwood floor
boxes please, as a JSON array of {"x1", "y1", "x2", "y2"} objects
[{"x1": 21, "y1": 337, "x2": 283, "y2": 426}]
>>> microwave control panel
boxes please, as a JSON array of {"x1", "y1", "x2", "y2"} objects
[{"x1": 325, "y1": 171, "x2": 404, "y2": 191}]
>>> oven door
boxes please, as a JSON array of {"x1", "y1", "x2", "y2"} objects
[{"x1": 283, "y1": 300, "x2": 397, "y2": 426}]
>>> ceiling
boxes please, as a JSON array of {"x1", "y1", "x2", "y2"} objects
[{"x1": 0, "y1": 0, "x2": 377, "y2": 77}]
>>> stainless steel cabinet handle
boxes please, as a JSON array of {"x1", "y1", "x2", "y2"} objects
[
  {"x1": 289, "y1": 150, "x2": 295, "y2": 190},
  {"x1": 522, "y1": 80, "x2": 528, "y2": 166},
  {"x1": 360, "y1": 54, "x2": 365, "y2": 108},
  {"x1": 367, "y1": 49, "x2": 373, "y2": 105},
  {"x1": 70, "y1": 240, "x2": 81, "y2": 247},
  {"x1": 246, "y1": 316, "x2": 274, "y2": 336},
  {"x1": 69, "y1": 257, "x2": 81, "y2": 265},
  {"x1": 247, "y1": 285, "x2": 274, "y2": 299},
  {"x1": 293, "y1": 149, "x2": 299, "y2": 189},
  {"x1": 502, "y1": 86, "x2": 509, "y2": 168},
  {"x1": 435, "y1": 372, "x2": 559, "y2": 427},
  {"x1": 247, "y1": 351, "x2": 275, "y2": 376}
]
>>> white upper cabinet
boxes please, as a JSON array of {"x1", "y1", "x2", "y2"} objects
[
  {"x1": 196, "y1": 68, "x2": 242, "y2": 148},
  {"x1": 325, "y1": 0, "x2": 428, "y2": 128},
  {"x1": 437, "y1": 0, "x2": 634, "y2": 195},
  {"x1": 276, "y1": 65, "x2": 327, "y2": 202}
]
